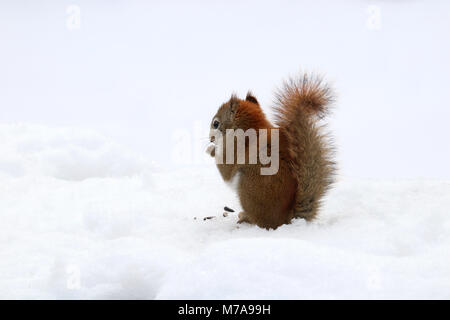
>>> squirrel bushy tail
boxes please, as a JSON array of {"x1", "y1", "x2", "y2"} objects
[{"x1": 274, "y1": 73, "x2": 335, "y2": 221}]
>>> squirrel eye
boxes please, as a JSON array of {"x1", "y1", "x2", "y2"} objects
[{"x1": 213, "y1": 120, "x2": 220, "y2": 129}]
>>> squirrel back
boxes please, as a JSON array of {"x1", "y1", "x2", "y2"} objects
[{"x1": 208, "y1": 72, "x2": 335, "y2": 228}]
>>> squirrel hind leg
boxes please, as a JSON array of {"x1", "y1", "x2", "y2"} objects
[{"x1": 237, "y1": 211, "x2": 252, "y2": 224}]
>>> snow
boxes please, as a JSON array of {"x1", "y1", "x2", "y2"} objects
[
  {"x1": 2, "y1": 0, "x2": 450, "y2": 179},
  {"x1": 0, "y1": 124, "x2": 449, "y2": 299}
]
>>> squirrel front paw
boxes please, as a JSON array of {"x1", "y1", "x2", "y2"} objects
[{"x1": 205, "y1": 142, "x2": 216, "y2": 157}]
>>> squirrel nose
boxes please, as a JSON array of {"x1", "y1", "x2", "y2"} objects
[{"x1": 210, "y1": 136, "x2": 215, "y2": 143}]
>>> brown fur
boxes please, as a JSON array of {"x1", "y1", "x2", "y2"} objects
[{"x1": 209, "y1": 73, "x2": 335, "y2": 229}]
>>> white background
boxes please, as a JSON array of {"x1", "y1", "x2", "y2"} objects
[{"x1": 1, "y1": 0, "x2": 449, "y2": 178}]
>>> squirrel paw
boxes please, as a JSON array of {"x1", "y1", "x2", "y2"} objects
[
  {"x1": 205, "y1": 143, "x2": 215, "y2": 157},
  {"x1": 237, "y1": 211, "x2": 251, "y2": 224}
]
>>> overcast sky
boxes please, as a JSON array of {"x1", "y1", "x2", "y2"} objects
[{"x1": 1, "y1": 0, "x2": 449, "y2": 179}]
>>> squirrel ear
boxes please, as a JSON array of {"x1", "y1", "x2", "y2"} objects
[
  {"x1": 229, "y1": 94, "x2": 239, "y2": 113},
  {"x1": 245, "y1": 91, "x2": 259, "y2": 104}
]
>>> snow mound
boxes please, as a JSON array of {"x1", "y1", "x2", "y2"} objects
[
  {"x1": 0, "y1": 124, "x2": 449, "y2": 299},
  {"x1": 0, "y1": 124, "x2": 152, "y2": 180}
]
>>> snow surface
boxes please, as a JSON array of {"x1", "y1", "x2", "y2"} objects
[{"x1": 1, "y1": 124, "x2": 449, "y2": 299}]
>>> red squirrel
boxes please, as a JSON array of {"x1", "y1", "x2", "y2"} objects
[{"x1": 207, "y1": 73, "x2": 335, "y2": 229}]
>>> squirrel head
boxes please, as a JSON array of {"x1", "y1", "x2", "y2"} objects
[{"x1": 209, "y1": 91, "x2": 270, "y2": 143}]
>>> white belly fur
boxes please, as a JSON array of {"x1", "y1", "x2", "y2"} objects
[{"x1": 226, "y1": 171, "x2": 241, "y2": 192}]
